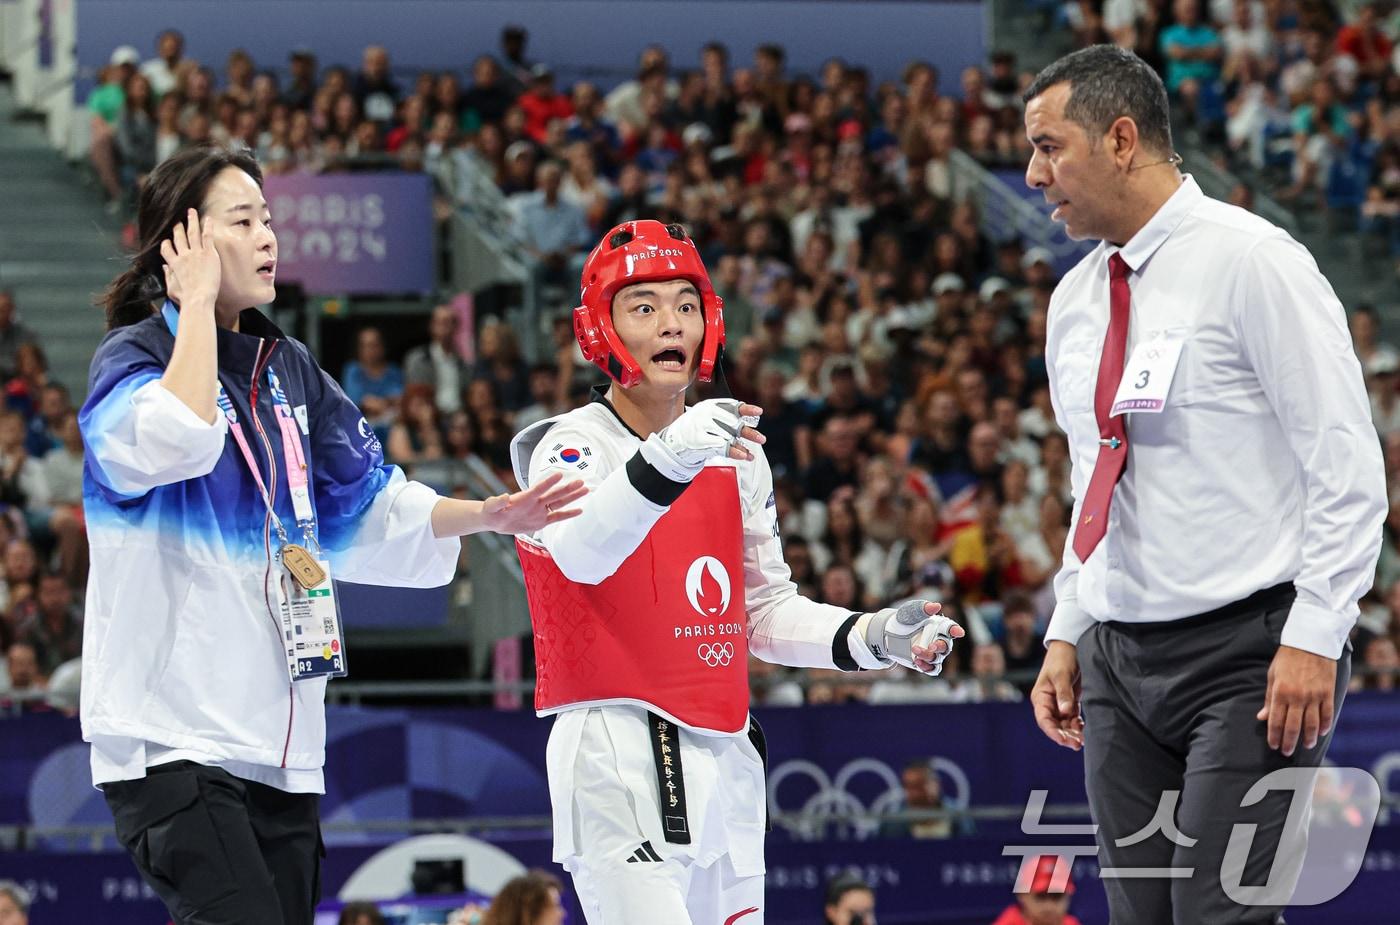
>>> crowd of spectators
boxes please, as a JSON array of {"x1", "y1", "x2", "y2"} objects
[
  {"x1": 86, "y1": 31, "x2": 450, "y2": 212},
  {"x1": 0, "y1": 290, "x2": 87, "y2": 715},
  {"x1": 61, "y1": 22, "x2": 1400, "y2": 711},
  {"x1": 1063, "y1": 0, "x2": 1400, "y2": 252}
]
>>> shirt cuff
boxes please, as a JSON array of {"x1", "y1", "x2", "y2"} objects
[
  {"x1": 1279, "y1": 598, "x2": 1352, "y2": 660},
  {"x1": 1044, "y1": 599, "x2": 1096, "y2": 647},
  {"x1": 152, "y1": 380, "x2": 229, "y2": 436},
  {"x1": 344, "y1": 476, "x2": 460, "y2": 588}
]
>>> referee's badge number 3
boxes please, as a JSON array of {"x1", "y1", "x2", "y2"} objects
[{"x1": 1110, "y1": 328, "x2": 1186, "y2": 417}]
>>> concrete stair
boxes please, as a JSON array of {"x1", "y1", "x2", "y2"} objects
[{"x1": 0, "y1": 77, "x2": 118, "y2": 396}]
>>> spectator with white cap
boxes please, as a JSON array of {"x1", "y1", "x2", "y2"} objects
[
  {"x1": 500, "y1": 139, "x2": 539, "y2": 196},
  {"x1": 931, "y1": 271, "x2": 968, "y2": 324},
  {"x1": 89, "y1": 46, "x2": 142, "y2": 211},
  {"x1": 978, "y1": 275, "x2": 1015, "y2": 305},
  {"x1": 1021, "y1": 246, "x2": 1059, "y2": 287}
]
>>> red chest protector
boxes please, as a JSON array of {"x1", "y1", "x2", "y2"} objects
[{"x1": 516, "y1": 466, "x2": 750, "y2": 734}]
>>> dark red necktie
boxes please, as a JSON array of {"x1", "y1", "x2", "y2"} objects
[{"x1": 1072, "y1": 253, "x2": 1132, "y2": 562}]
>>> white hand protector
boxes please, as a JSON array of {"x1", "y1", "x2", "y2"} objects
[
  {"x1": 737, "y1": 410, "x2": 762, "y2": 452},
  {"x1": 863, "y1": 600, "x2": 960, "y2": 676},
  {"x1": 639, "y1": 398, "x2": 744, "y2": 482}
]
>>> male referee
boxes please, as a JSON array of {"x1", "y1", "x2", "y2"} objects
[{"x1": 1023, "y1": 45, "x2": 1386, "y2": 924}]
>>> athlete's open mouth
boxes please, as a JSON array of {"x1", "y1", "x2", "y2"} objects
[{"x1": 652, "y1": 348, "x2": 687, "y2": 370}]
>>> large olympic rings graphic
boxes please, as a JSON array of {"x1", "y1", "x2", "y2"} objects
[
  {"x1": 766, "y1": 757, "x2": 971, "y2": 840},
  {"x1": 697, "y1": 642, "x2": 735, "y2": 667}
]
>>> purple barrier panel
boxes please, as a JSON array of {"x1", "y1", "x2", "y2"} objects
[
  {"x1": 262, "y1": 173, "x2": 434, "y2": 296},
  {"x1": 11, "y1": 827, "x2": 1400, "y2": 925},
  {"x1": 336, "y1": 581, "x2": 451, "y2": 631},
  {"x1": 9, "y1": 698, "x2": 1400, "y2": 830}
]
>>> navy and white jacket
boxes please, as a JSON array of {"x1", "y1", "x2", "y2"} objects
[{"x1": 79, "y1": 303, "x2": 458, "y2": 792}]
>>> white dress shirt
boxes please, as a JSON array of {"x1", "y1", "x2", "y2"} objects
[{"x1": 1044, "y1": 176, "x2": 1386, "y2": 659}]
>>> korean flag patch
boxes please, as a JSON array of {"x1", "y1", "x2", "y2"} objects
[{"x1": 546, "y1": 442, "x2": 592, "y2": 470}]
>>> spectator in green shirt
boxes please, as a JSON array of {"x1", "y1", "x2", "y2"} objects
[
  {"x1": 1159, "y1": 0, "x2": 1222, "y2": 119},
  {"x1": 88, "y1": 46, "x2": 139, "y2": 210}
]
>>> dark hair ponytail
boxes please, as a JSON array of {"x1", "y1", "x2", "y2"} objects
[{"x1": 98, "y1": 143, "x2": 264, "y2": 329}]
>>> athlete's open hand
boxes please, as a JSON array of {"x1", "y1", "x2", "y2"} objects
[{"x1": 481, "y1": 471, "x2": 588, "y2": 535}]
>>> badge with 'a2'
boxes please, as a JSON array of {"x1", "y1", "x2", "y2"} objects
[{"x1": 546, "y1": 442, "x2": 592, "y2": 470}]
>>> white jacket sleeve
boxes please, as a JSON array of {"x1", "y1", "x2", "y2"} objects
[
  {"x1": 81, "y1": 374, "x2": 228, "y2": 499},
  {"x1": 743, "y1": 449, "x2": 887, "y2": 671},
  {"x1": 324, "y1": 468, "x2": 460, "y2": 588}
]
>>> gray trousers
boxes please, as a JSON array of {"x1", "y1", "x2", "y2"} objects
[{"x1": 1078, "y1": 584, "x2": 1351, "y2": 925}]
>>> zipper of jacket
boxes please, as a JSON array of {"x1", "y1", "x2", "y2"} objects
[{"x1": 247, "y1": 337, "x2": 296, "y2": 768}]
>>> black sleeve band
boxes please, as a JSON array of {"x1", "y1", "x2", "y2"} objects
[
  {"x1": 626, "y1": 450, "x2": 689, "y2": 506},
  {"x1": 831, "y1": 612, "x2": 864, "y2": 672}
]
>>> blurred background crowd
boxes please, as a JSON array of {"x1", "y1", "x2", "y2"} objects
[{"x1": 5, "y1": 0, "x2": 1400, "y2": 721}]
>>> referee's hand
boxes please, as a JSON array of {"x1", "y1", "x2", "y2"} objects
[
  {"x1": 1032, "y1": 641, "x2": 1085, "y2": 751},
  {"x1": 1256, "y1": 644, "x2": 1337, "y2": 758}
]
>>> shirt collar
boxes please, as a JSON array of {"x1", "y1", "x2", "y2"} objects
[
  {"x1": 160, "y1": 300, "x2": 180, "y2": 334},
  {"x1": 1110, "y1": 174, "x2": 1202, "y2": 274},
  {"x1": 589, "y1": 384, "x2": 644, "y2": 440}
]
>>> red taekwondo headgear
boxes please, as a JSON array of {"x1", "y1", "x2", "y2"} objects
[{"x1": 572, "y1": 220, "x2": 726, "y2": 388}]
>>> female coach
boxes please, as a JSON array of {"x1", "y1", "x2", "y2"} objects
[{"x1": 79, "y1": 143, "x2": 584, "y2": 925}]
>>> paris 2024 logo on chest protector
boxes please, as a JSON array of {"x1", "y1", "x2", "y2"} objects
[
  {"x1": 684, "y1": 556, "x2": 737, "y2": 668},
  {"x1": 685, "y1": 556, "x2": 731, "y2": 616}
]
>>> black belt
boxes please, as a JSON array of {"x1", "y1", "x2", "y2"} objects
[
  {"x1": 647, "y1": 712, "x2": 692, "y2": 845},
  {"x1": 747, "y1": 714, "x2": 771, "y2": 833},
  {"x1": 1108, "y1": 582, "x2": 1295, "y2": 636},
  {"x1": 646, "y1": 712, "x2": 773, "y2": 844}
]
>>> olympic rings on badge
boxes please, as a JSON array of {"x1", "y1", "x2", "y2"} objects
[{"x1": 697, "y1": 642, "x2": 735, "y2": 667}]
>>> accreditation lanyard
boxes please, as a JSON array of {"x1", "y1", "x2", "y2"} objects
[{"x1": 217, "y1": 367, "x2": 317, "y2": 549}]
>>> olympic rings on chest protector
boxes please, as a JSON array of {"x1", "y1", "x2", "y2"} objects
[{"x1": 697, "y1": 642, "x2": 735, "y2": 667}]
